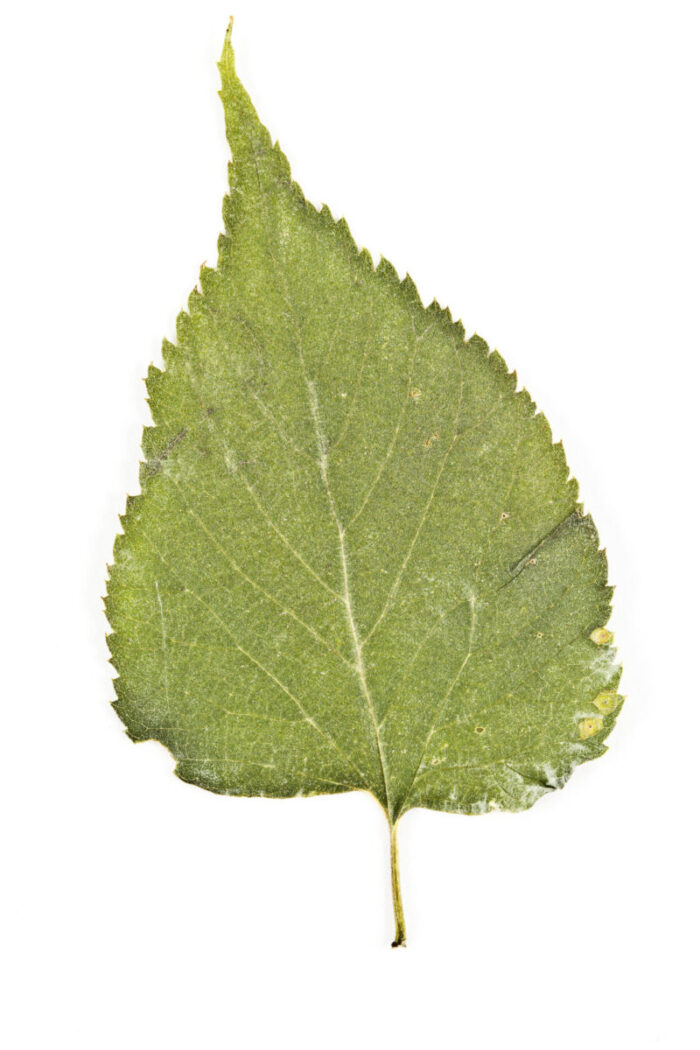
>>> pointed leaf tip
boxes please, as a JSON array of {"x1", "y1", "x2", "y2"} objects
[{"x1": 221, "y1": 16, "x2": 234, "y2": 63}]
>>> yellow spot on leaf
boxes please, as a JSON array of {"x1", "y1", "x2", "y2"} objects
[
  {"x1": 593, "y1": 691, "x2": 621, "y2": 713},
  {"x1": 410, "y1": 388, "x2": 421, "y2": 400},
  {"x1": 578, "y1": 717, "x2": 604, "y2": 740},
  {"x1": 474, "y1": 725, "x2": 485, "y2": 734},
  {"x1": 589, "y1": 627, "x2": 613, "y2": 645}
]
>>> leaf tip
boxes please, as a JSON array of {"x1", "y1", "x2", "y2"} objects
[{"x1": 219, "y1": 16, "x2": 235, "y2": 70}]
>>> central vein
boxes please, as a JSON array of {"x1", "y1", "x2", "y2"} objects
[{"x1": 308, "y1": 381, "x2": 392, "y2": 814}]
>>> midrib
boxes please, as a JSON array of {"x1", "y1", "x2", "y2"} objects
[
  {"x1": 247, "y1": 154, "x2": 392, "y2": 810},
  {"x1": 307, "y1": 381, "x2": 392, "y2": 813}
]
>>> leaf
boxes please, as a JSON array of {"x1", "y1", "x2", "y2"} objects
[{"x1": 106, "y1": 21, "x2": 622, "y2": 946}]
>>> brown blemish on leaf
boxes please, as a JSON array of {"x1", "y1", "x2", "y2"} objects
[{"x1": 474, "y1": 725, "x2": 485, "y2": 734}]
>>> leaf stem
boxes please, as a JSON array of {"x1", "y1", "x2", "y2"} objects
[{"x1": 390, "y1": 820, "x2": 407, "y2": 947}]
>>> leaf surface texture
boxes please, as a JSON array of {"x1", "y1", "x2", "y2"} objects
[{"x1": 107, "y1": 28, "x2": 621, "y2": 825}]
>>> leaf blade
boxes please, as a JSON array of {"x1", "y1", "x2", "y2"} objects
[{"x1": 107, "y1": 27, "x2": 621, "y2": 830}]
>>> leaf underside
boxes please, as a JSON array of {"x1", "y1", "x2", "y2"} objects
[{"x1": 106, "y1": 27, "x2": 621, "y2": 824}]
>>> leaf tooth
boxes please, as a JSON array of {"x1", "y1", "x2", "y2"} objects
[
  {"x1": 549, "y1": 436, "x2": 573, "y2": 480},
  {"x1": 466, "y1": 332, "x2": 490, "y2": 359},
  {"x1": 145, "y1": 363, "x2": 163, "y2": 400},
  {"x1": 187, "y1": 286, "x2": 203, "y2": 315},
  {"x1": 595, "y1": 542, "x2": 610, "y2": 578},
  {"x1": 578, "y1": 508, "x2": 600, "y2": 545},
  {"x1": 222, "y1": 191, "x2": 240, "y2": 235},
  {"x1": 290, "y1": 189, "x2": 372, "y2": 278},
  {"x1": 124, "y1": 493, "x2": 141, "y2": 516},
  {"x1": 533, "y1": 408, "x2": 554, "y2": 445},
  {"x1": 285, "y1": 176, "x2": 305, "y2": 211},
  {"x1": 399, "y1": 272, "x2": 421, "y2": 305},
  {"x1": 199, "y1": 264, "x2": 219, "y2": 297},
  {"x1": 357, "y1": 246, "x2": 374, "y2": 273},
  {"x1": 316, "y1": 205, "x2": 365, "y2": 261},
  {"x1": 426, "y1": 297, "x2": 447, "y2": 321},
  {"x1": 424, "y1": 297, "x2": 456, "y2": 337},
  {"x1": 376, "y1": 255, "x2": 400, "y2": 285},
  {"x1": 531, "y1": 414, "x2": 581, "y2": 500},
  {"x1": 566, "y1": 475, "x2": 580, "y2": 503},
  {"x1": 161, "y1": 338, "x2": 178, "y2": 366},
  {"x1": 429, "y1": 299, "x2": 468, "y2": 343},
  {"x1": 513, "y1": 386, "x2": 536, "y2": 418},
  {"x1": 114, "y1": 494, "x2": 145, "y2": 549},
  {"x1": 486, "y1": 349, "x2": 518, "y2": 395},
  {"x1": 141, "y1": 423, "x2": 158, "y2": 452},
  {"x1": 333, "y1": 214, "x2": 352, "y2": 238},
  {"x1": 271, "y1": 141, "x2": 292, "y2": 181},
  {"x1": 175, "y1": 309, "x2": 193, "y2": 347},
  {"x1": 216, "y1": 231, "x2": 231, "y2": 263},
  {"x1": 331, "y1": 213, "x2": 361, "y2": 256},
  {"x1": 112, "y1": 690, "x2": 150, "y2": 744}
]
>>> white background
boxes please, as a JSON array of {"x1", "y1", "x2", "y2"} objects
[{"x1": 2, "y1": 1, "x2": 699, "y2": 1047}]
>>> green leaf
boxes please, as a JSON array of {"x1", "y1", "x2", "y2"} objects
[{"x1": 106, "y1": 21, "x2": 622, "y2": 946}]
